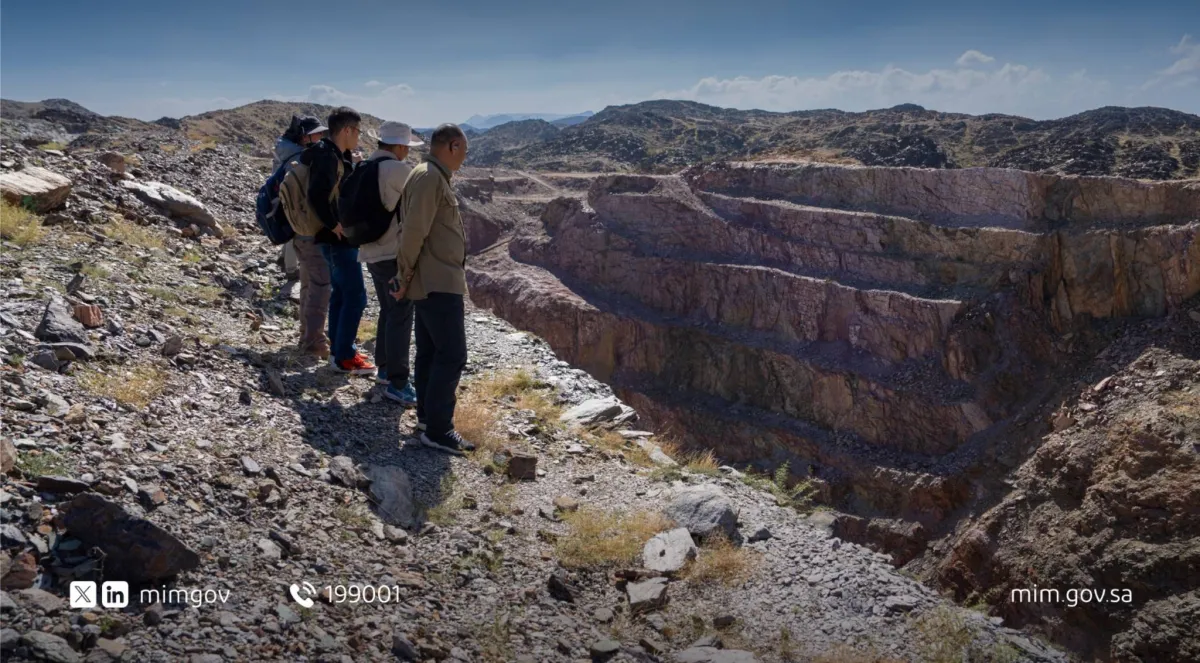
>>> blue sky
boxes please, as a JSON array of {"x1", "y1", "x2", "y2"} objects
[{"x1": 2, "y1": 0, "x2": 1197, "y2": 125}]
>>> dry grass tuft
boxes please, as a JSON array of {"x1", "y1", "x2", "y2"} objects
[
  {"x1": 105, "y1": 216, "x2": 164, "y2": 250},
  {"x1": 683, "y1": 533, "x2": 758, "y2": 587},
  {"x1": 478, "y1": 367, "x2": 540, "y2": 398},
  {"x1": 356, "y1": 318, "x2": 378, "y2": 344},
  {"x1": 187, "y1": 284, "x2": 223, "y2": 304},
  {"x1": 456, "y1": 368, "x2": 563, "y2": 456},
  {"x1": 0, "y1": 199, "x2": 44, "y2": 247},
  {"x1": 910, "y1": 604, "x2": 1020, "y2": 663},
  {"x1": 455, "y1": 391, "x2": 507, "y2": 455},
  {"x1": 807, "y1": 643, "x2": 907, "y2": 663},
  {"x1": 682, "y1": 449, "x2": 720, "y2": 475},
  {"x1": 423, "y1": 474, "x2": 462, "y2": 526},
  {"x1": 80, "y1": 365, "x2": 167, "y2": 409},
  {"x1": 600, "y1": 430, "x2": 655, "y2": 465},
  {"x1": 556, "y1": 507, "x2": 672, "y2": 569}
]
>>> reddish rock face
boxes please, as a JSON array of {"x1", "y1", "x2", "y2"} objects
[
  {"x1": 463, "y1": 161, "x2": 1199, "y2": 567},
  {"x1": 73, "y1": 303, "x2": 103, "y2": 328}
]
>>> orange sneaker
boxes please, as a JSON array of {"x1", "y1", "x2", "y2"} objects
[{"x1": 331, "y1": 353, "x2": 377, "y2": 376}]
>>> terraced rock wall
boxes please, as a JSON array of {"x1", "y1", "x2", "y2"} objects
[{"x1": 464, "y1": 162, "x2": 1200, "y2": 543}]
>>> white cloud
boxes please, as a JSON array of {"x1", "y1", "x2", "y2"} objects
[
  {"x1": 1163, "y1": 34, "x2": 1200, "y2": 77},
  {"x1": 955, "y1": 50, "x2": 995, "y2": 67},
  {"x1": 365, "y1": 80, "x2": 383, "y2": 88},
  {"x1": 653, "y1": 55, "x2": 1113, "y2": 118},
  {"x1": 1144, "y1": 34, "x2": 1200, "y2": 90}
]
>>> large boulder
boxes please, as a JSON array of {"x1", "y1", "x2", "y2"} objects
[
  {"x1": 664, "y1": 485, "x2": 739, "y2": 540},
  {"x1": 642, "y1": 527, "x2": 697, "y2": 574},
  {"x1": 118, "y1": 179, "x2": 221, "y2": 234},
  {"x1": 60, "y1": 493, "x2": 199, "y2": 583},
  {"x1": 364, "y1": 464, "x2": 416, "y2": 528},
  {"x1": 0, "y1": 167, "x2": 72, "y2": 212},
  {"x1": 35, "y1": 298, "x2": 88, "y2": 345}
]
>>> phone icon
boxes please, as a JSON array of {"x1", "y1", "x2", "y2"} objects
[{"x1": 289, "y1": 582, "x2": 316, "y2": 608}]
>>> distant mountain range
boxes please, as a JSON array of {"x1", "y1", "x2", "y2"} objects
[
  {"x1": 468, "y1": 101, "x2": 1200, "y2": 179},
  {"x1": 463, "y1": 111, "x2": 594, "y2": 130},
  {"x1": 2, "y1": 97, "x2": 1197, "y2": 179}
]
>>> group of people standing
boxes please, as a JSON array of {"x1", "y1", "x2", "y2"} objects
[{"x1": 268, "y1": 107, "x2": 475, "y2": 455}]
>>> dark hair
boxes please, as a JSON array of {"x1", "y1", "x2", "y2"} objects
[
  {"x1": 282, "y1": 115, "x2": 304, "y2": 143},
  {"x1": 430, "y1": 123, "x2": 465, "y2": 149},
  {"x1": 327, "y1": 107, "x2": 361, "y2": 136}
]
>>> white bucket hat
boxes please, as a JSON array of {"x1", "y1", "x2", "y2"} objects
[{"x1": 376, "y1": 121, "x2": 424, "y2": 146}]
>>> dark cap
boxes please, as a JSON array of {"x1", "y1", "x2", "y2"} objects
[{"x1": 298, "y1": 116, "x2": 329, "y2": 135}]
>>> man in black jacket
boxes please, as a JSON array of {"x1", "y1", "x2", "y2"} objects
[{"x1": 303, "y1": 106, "x2": 376, "y2": 375}]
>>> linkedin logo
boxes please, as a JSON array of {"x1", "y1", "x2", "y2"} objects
[{"x1": 101, "y1": 581, "x2": 129, "y2": 608}]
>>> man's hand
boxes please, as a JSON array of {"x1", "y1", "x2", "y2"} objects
[
  {"x1": 388, "y1": 275, "x2": 408, "y2": 301},
  {"x1": 333, "y1": 223, "x2": 346, "y2": 239},
  {"x1": 352, "y1": 151, "x2": 363, "y2": 164}
]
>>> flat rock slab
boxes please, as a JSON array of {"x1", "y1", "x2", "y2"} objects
[
  {"x1": 34, "y1": 476, "x2": 90, "y2": 494},
  {"x1": 364, "y1": 464, "x2": 416, "y2": 528},
  {"x1": 119, "y1": 179, "x2": 219, "y2": 230},
  {"x1": 627, "y1": 576, "x2": 669, "y2": 614},
  {"x1": 16, "y1": 587, "x2": 63, "y2": 614},
  {"x1": 672, "y1": 647, "x2": 760, "y2": 663},
  {"x1": 664, "y1": 485, "x2": 739, "y2": 540},
  {"x1": 0, "y1": 167, "x2": 72, "y2": 212},
  {"x1": 643, "y1": 527, "x2": 697, "y2": 574},
  {"x1": 35, "y1": 298, "x2": 88, "y2": 345},
  {"x1": 20, "y1": 631, "x2": 81, "y2": 663},
  {"x1": 559, "y1": 396, "x2": 636, "y2": 428},
  {"x1": 60, "y1": 493, "x2": 199, "y2": 583}
]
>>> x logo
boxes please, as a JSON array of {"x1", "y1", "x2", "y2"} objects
[{"x1": 69, "y1": 581, "x2": 97, "y2": 608}]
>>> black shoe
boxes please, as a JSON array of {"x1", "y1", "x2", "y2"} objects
[{"x1": 419, "y1": 430, "x2": 475, "y2": 456}]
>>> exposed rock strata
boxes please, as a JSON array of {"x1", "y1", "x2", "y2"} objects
[
  {"x1": 463, "y1": 160, "x2": 1199, "y2": 661},
  {"x1": 466, "y1": 161, "x2": 1199, "y2": 524}
]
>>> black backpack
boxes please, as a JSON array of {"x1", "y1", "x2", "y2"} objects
[{"x1": 337, "y1": 156, "x2": 395, "y2": 247}]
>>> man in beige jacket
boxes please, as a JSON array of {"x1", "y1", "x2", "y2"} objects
[
  {"x1": 391, "y1": 124, "x2": 475, "y2": 455},
  {"x1": 359, "y1": 121, "x2": 422, "y2": 406}
]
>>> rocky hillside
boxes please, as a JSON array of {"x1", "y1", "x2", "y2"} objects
[
  {"x1": 0, "y1": 141, "x2": 1077, "y2": 662},
  {"x1": 462, "y1": 162, "x2": 1200, "y2": 661},
  {"x1": 174, "y1": 100, "x2": 390, "y2": 157},
  {"x1": 0, "y1": 100, "x2": 157, "y2": 149},
  {"x1": 468, "y1": 120, "x2": 562, "y2": 166},
  {"x1": 476, "y1": 101, "x2": 1200, "y2": 179},
  {"x1": 8, "y1": 97, "x2": 1200, "y2": 181}
]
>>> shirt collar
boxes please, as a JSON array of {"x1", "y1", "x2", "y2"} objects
[{"x1": 425, "y1": 155, "x2": 452, "y2": 181}]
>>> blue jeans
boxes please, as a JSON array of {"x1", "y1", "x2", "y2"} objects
[{"x1": 319, "y1": 244, "x2": 367, "y2": 362}]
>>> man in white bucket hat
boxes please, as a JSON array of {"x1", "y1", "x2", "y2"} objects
[{"x1": 357, "y1": 121, "x2": 425, "y2": 405}]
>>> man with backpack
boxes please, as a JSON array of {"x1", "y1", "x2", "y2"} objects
[
  {"x1": 273, "y1": 117, "x2": 326, "y2": 282},
  {"x1": 301, "y1": 106, "x2": 375, "y2": 374},
  {"x1": 340, "y1": 121, "x2": 423, "y2": 405},
  {"x1": 390, "y1": 124, "x2": 476, "y2": 455}
]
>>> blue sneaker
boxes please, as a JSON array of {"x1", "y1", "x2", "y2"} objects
[
  {"x1": 385, "y1": 382, "x2": 418, "y2": 407},
  {"x1": 376, "y1": 369, "x2": 389, "y2": 385}
]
